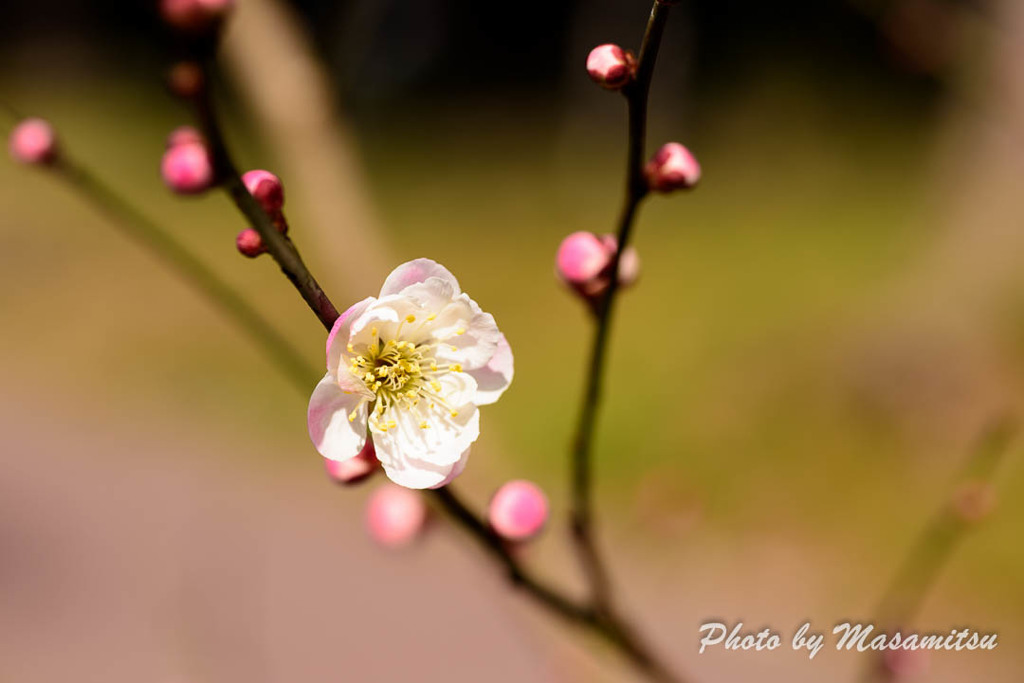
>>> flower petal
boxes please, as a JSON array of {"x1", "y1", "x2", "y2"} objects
[
  {"x1": 379, "y1": 258, "x2": 461, "y2": 298},
  {"x1": 469, "y1": 333, "x2": 514, "y2": 405},
  {"x1": 380, "y1": 447, "x2": 471, "y2": 490},
  {"x1": 429, "y1": 447, "x2": 470, "y2": 489},
  {"x1": 371, "y1": 398, "x2": 479, "y2": 468},
  {"x1": 430, "y1": 295, "x2": 503, "y2": 370},
  {"x1": 327, "y1": 297, "x2": 375, "y2": 372},
  {"x1": 308, "y1": 373, "x2": 369, "y2": 462}
]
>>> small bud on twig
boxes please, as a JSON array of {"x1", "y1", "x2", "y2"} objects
[
  {"x1": 235, "y1": 228, "x2": 266, "y2": 258},
  {"x1": 586, "y1": 44, "x2": 635, "y2": 91},
  {"x1": 488, "y1": 480, "x2": 549, "y2": 542},
  {"x1": 167, "y1": 61, "x2": 205, "y2": 99},
  {"x1": 9, "y1": 118, "x2": 58, "y2": 166},
  {"x1": 951, "y1": 481, "x2": 997, "y2": 524},
  {"x1": 324, "y1": 440, "x2": 379, "y2": 485},
  {"x1": 161, "y1": 140, "x2": 214, "y2": 195},
  {"x1": 366, "y1": 484, "x2": 428, "y2": 548},
  {"x1": 556, "y1": 231, "x2": 640, "y2": 305},
  {"x1": 644, "y1": 142, "x2": 701, "y2": 193},
  {"x1": 159, "y1": 0, "x2": 235, "y2": 34},
  {"x1": 242, "y1": 169, "x2": 285, "y2": 215},
  {"x1": 165, "y1": 125, "x2": 204, "y2": 149}
]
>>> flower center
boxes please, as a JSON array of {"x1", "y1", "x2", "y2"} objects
[
  {"x1": 346, "y1": 321, "x2": 463, "y2": 432},
  {"x1": 352, "y1": 338, "x2": 428, "y2": 400}
]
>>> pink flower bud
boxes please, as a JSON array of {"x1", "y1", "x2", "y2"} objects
[
  {"x1": 161, "y1": 141, "x2": 214, "y2": 195},
  {"x1": 556, "y1": 232, "x2": 641, "y2": 302},
  {"x1": 242, "y1": 169, "x2": 285, "y2": 215},
  {"x1": 165, "y1": 126, "x2": 204, "y2": 149},
  {"x1": 557, "y1": 231, "x2": 609, "y2": 285},
  {"x1": 586, "y1": 44, "x2": 634, "y2": 90},
  {"x1": 9, "y1": 118, "x2": 58, "y2": 165},
  {"x1": 167, "y1": 62, "x2": 205, "y2": 99},
  {"x1": 951, "y1": 481, "x2": 996, "y2": 523},
  {"x1": 160, "y1": 0, "x2": 235, "y2": 33},
  {"x1": 235, "y1": 229, "x2": 265, "y2": 258},
  {"x1": 883, "y1": 649, "x2": 929, "y2": 679},
  {"x1": 488, "y1": 480, "x2": 549, "y2": 542},
  {"x1": 366, "y1": 484, "x2": 428, "y2": 548},
  {"x1": 325, "y1": 440, "x2": 379, "y2": 485},
  {"x1": 644, "y1": 142, "x2": 701, "y2": 192}
]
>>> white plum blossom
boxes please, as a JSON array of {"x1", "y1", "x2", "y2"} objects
[{"x1": 308, "y1": 259, "x2": 514, "y2": 489}]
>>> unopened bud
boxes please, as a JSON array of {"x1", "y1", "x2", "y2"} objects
[
  {"x1": 366, "y1": 484, "x2": 428, "y2": 548},
  {"x1": 644, "y1": 142, "x2": 701, "y2": 192},
  {"x1": 166, "y1": 125, "x2": 204, "y2": 149},
  {"x1": 556, "y1": 231, "x2": 641, "y2": 303},
  {"x1": 883, "y1": 648, "x2": 930, "y2": 679},
  {"x1": 242, "y1": 169, "x2": 285, "y2": 215},
  {"x1": 161, "y1": 141, "x2": 214, "y2": 195},
  {"x1": 9, "y1": 118, "x2": 58, "y2": 166},
  {"x1": 557, "y1": 231, "x2": 608, "y2": 286},
  {"x1": 159, "y1": 0, "x2": 235, "y2": 33},
  {"x1": 488, "y1": 480, "x2": 549, "y2": 542},
  {"x1": 167, "y1": 61, "x2": 205, "y2": 99},
  {"x1": 235, "y1": 229, "x2": 266, "y2": 258},
  {"x1": 586, "y1": 44, "x2": 634, "y2": 91},
  {"x1": 951, "y1": 481, "x2": 996, "y2": 523},
  {"x1": 324, "y1": 440, "x2": 379, "y2": 485}
]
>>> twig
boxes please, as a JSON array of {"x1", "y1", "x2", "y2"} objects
[
  {"x1": 431, "y1": 487, "x2": 688, "y2": 683},
  {"x1": 858, "y1": 415, "x2": 1017, "y2": 683},
  {"x1": 187, "y1": 62, "x2": 340, "y2": 331},
  {"x1": 570, "y1": 0, "x2": 673, "y2": 612},
  {"x1": 179, "y1": 57, "x2": 691, "y2": 683},
  {"x1": 47, "y1": 152, "x2": 318, "y2": 396}
]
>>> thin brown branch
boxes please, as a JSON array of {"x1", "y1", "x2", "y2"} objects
[
  {"x1": 570, "y1": 0, "x2": 673, "y2": 613},
  {"x1": 187, "y1": 62, "x2": 340, "y2": 331},
  {"x1": 431, "y1": 487, "x2": 688, "y2": 683},
  {"x1": 52, "y1": 153, "x2": 318, "y2": 396}
]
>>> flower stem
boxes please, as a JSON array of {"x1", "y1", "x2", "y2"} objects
[
  {"x1": 570, "y1": 0, "x2": 672, "y2": 613},
  {"x1": 52, "y1": 155, "x2": 319, "y2": 396}
]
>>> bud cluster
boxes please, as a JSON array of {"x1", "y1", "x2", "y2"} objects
[
  {"x1": 556, "y1": 231, "x2": 640, "y2": 307},
  {"x1": 235, "y1": 170, "x2": 287, "y2": 258}
]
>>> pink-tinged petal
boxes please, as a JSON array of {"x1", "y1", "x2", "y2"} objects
[
  {"x1": 308, "y1": 374, "x2": 369, "y2": 462},
  {"x1": 380, "y1": 452, "x2": 463, "y2": 490},
  {"x1": 395, "y1": 279, "x2": 458, "y2": 318},
  {"x1": 379, "y1": 258, "x2": 461, "y2": 298},
  {"x1": 469, "y1": 333, "x2": 514, "y2": 406},
  {"x1": 327, "y1": 297, "x2": 375, "y2": 371},
  {"x1": 429, "y1": 447, "x2": 470, "y2": 489}
]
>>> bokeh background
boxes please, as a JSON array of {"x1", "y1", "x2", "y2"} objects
[{"x1": 2, "y1": 0, "x2": 1024, "y2": 681}]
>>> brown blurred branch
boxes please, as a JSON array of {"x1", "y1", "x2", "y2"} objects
[
  {"x1": 570, "y1": 0, "x2": 672, "y2": 612},
  {"x1": 859, "y1": 415, "x2": 1017, "y2": 683},
  {"x1": 15, "y1": 142, "x2": 319, "y2": 397}
]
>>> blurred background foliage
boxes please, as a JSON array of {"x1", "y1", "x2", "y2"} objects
[{"x1": 3, "y1": 1, "x2": 1024, "y2": 681}]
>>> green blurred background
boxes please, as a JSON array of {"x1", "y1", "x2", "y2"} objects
[{"x1": 2, "y1": 0, "x2": 1024, "y2": 681}]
